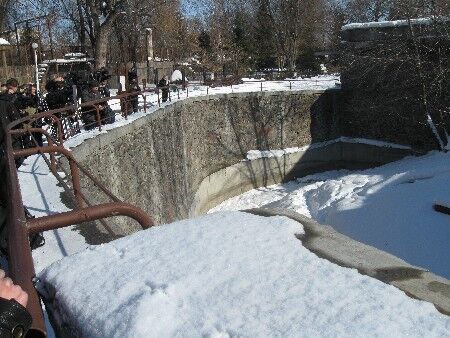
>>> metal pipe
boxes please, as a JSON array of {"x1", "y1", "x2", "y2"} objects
[
  {"x1": 13, "y1": 146, "x2": 84, "y2": 208},
  {"x1": 27, "y1": 202, "x2": 154, "y2": 234},
  {"x1": 4, "y1": 133, "x2": 46, "y2": 337}
]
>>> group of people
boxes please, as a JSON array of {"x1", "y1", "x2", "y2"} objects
[{"x1": 0, "y1": 78, "x2": 44, "y2": 148}]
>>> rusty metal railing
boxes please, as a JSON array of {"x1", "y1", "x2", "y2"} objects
[{"x1": 3, "y1": 89, "x2": 164, "y2": 337}]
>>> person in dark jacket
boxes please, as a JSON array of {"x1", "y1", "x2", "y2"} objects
[
  {"x1": 99, "y1": 80, "x2": 115, "y2": 125},
  {"x1": 81, "y1": 81, "x2": 104, "y2": 130},
  {"x1": 128, "y1": 78, "x2": 140, "y2": 114},
  {"x1": 0, "y1": 79, "x2": 21, "y2": 108},
  {"x1": 0, "y1": 83, "x2": 26, "y2": 167},
  {"x1": 158, "y1": 75, "x2": 169, "y2": 103},
  {"x1": 45, "y1": 76, "x2": 73, "y2": 139},
  {"x1": 20, "y1": 84, "x2": 43, "y2": 147}
]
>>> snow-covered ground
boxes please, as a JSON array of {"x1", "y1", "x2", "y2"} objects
[
  {"x1": 14, "y1": 76, "x2": 450, "y2": 335},
  {"x1": 212, "y1": 148, "x2": 450, "y2": 280},
  {"x1": 38, "y1": 212, "x2": 450, "y2": 338}
]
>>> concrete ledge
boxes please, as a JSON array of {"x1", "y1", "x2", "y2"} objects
[
  {"x1": 191, "y1": 141, "x2": 414, "y2": 217},
  {"x1": 244, "y1": 208, "x2": 450, "y2": 316}
]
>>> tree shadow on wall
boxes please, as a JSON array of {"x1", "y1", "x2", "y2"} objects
[{"x1": 206, "y1": 90, "x2": 343, "y2": 195}]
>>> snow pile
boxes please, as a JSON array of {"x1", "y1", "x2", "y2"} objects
[
  {"x1": 212, "y1": 150, "x2": 450, "y2": 280},
  {"x1": 38, "y1": 212, "x2": 449, "y2": 337},
  {"x1": 0, "y1": 38, "x2": 10, "y2": 45}
]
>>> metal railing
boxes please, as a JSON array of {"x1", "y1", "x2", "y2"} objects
[{"x1": 3, "y1": 89, "x2": 165, "y2": 337}]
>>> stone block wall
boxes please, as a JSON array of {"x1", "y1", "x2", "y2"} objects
[{"x1": 340, "y1": 19, "x2": 450, "y2": 150}]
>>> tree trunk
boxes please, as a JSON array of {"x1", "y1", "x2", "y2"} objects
[
  {"x1": 94, "y1": 27, "x2": 110, "y2": 68},
  {"x1": 77, "y1": 0, "x2": 86, "y2": 51},
  {"x1": 94, "y1": 13, "x2": 118, "y2": 68}
]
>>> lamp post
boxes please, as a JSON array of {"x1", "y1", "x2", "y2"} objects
[{"x1": 31, "y1": 42, "x2": 39, "y2": 93}]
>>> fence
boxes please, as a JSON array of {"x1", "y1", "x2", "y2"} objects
[{"x1": 3, "y1": 90, "x2": 160, "y2": 337}]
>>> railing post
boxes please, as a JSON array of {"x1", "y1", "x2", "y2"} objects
[
  {"x1": 143, "y1": 94, "x2": 147, "y2": 114},
  {"x1": 95, "y1": 106, "x2": 102, "y2": 131},
  {"x1": 69, "y1": 157, "x2": 83, "y2": 209}
]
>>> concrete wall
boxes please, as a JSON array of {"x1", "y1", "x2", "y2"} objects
[
  {"x1": 340, "y1": 19, "x2": 450, "y2": 150},
  {"x1": 71, "y1": 90, "x2": 414, "y2": 234}
]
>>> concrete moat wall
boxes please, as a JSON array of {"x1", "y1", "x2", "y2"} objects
[{"x1": 71, "y1": 90, "x2": 415, "y2": 234}]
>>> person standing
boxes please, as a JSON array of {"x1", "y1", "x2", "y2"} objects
[
  {"x1": 0, "y1": 79, "x2": 21, "y2": 108},
  {"x1": 20, "y1": 84, "x2": 43, "y2": 147},
  {"x1": 128, "y1": 78, "x2": 140, "y2": 114},
  {"x1": 99, "y1": 79, "x2": 115, "y2": 125},
  {"x1": 81, "y1": 81, "x2": 104, "y2": 130},
  {"x1": 158, "y1": 75, "x2": 169, "y2": 103}
]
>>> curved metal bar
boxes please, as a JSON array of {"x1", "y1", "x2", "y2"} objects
[
  {"x1": 13, "y1": 145, "x2": 84, "y2": 209},
  {"x1": 7, "y1": 89, "x2": 158, "y2": 131},
  {"x1": 27, "y1": 202, "x2": 154, "y2": 234}
]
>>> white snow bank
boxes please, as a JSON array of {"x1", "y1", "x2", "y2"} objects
[
  {"x1": 245, "y1": 147, "x2": 302, "y2": 160},
  {"x1": 342, "y1": 17, "x2": 449, "y2": 31},
  {"x1": 38, "y1": 211, "x2": 449, "y2": 337},
  {"x1": 212, "y1": 149, "x2": 450, "y2": 280},
  {"x1": 0, "y1": 38, "x2": 10, "y2": 45},
  {"x1": 245, "y1": 137, "x2": 411, "y2": 160}
]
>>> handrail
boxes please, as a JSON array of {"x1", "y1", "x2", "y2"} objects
[
  {"x1": 27, "y1": 203, "x2": 153, "y2": 234},
  {"x1": 3, "y1": 92, "x2": 158, "y2": 336}
]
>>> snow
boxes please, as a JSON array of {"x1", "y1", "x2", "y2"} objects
[
  {"x1": 0, "y1": 38, "x2": 10, "y2": 45},
  {"x1": 15, "y1": 75, "x2": 450, "y2": 335},
  {"x1": 244, "y1": 137, "x2": 411, "y2": 160},
  {"x1": 16, "y1": 75, "x2": 342, "y2": 270},
  {"x1": 37, "y1": 211, "x2": 450, "y2": 337},
  {"x1": 342, "y1": 16, "x2": 450, "y2": 31},
  {"x1": 64, "y1": 53, "x2": 87, "y2": 59},
  {"x1": 212, "y1": 149, "x2": 450, "y2": 280},
  {"x1": 18, "y1": 156, "x2": 89, "y2": 273},
  {"x1": 171, "y1": 69, "x2": 184, "y2": 82}
]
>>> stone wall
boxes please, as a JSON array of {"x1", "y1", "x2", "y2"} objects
[
  {"x1": 340, "y1": 19, "x2": 450, "y2": 150},
  {"x1": 71, "y1": 90, "x2": 416, "y2": 234},
  {"x1": 72, "y1": 90, "x2": 340, "y2": 232}
]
